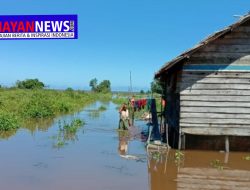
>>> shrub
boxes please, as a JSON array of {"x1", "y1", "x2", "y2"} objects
[
  {"x1": 151, "y1": 79, "x2": 163, "y2": 94},
  {"x1": 55, "y1": 102, "x2": 71, "y2": 113},
  {"x1": 96, "y1": 80, "x2": 111, "y2": 93},
  {"x1": 89, "y1": 78, "x2": 111, "y2": 93},
  {"x1": 22, "y1": 93, "x2": 54, "y2": 118},
  {"x1": 0, "y1": 89, "x2": 111, "y2": 135},
  {"x1": 140, "y1": 90, "x2": 145, "y2": 94},
  {"x1": 0, "y1": 111, "x2": 19, "y2": 131},
  {"x1": 65, "y1": 87, "x2": 74, "y2": 92},
  {"x1": 16, "y1": 79, "x2": 45, "y2": 89},
  {"x1": 60, "y1": 119, "x2": 85, "y2": 133}
]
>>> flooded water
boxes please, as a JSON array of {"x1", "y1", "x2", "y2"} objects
[{"x1": 0, "y1": 102, "x2": 250, "y2": 190}]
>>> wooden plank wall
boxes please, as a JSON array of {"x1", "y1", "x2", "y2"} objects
[
  {"x1": 178, "y1": 21, "x2": 250, "y2": 136},
  {"x1": 188, "y1": 20, "x2": 250, "y2": 65},
  {"x1": 166, "y1": 71, "x2": 180, "y2": 129}
]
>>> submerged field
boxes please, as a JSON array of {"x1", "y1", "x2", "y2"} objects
[
  {"x1": 0, "y1": 88, "x2": 111, "y2": 131},
  {"x1": 0, "y1": 100, "x2": 249, "y2": 190},
  {"x1": 0, "y1": 90, "x2": 250, "y2": 190}
]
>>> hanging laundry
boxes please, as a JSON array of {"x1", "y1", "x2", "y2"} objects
[
  {"x1": 130, "y1": 98, "x2": 154, "y2": 112},
  {"x1": 134, "y1": 100, "x2": 139, "y2": 111},
  {"x1": 141, "y1": 99, "x2": 147, "y2": 109}
]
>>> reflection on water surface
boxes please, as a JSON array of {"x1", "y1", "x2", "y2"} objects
[{"x1": 0, "y1": 102, "x2": 249, "y2": 190}]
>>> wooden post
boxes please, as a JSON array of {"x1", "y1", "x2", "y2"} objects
[
  {"x1": 178, "y1": 131, "x2": 182, "y2": 150},
  {"x1": 164, "y1": 80, "x2": 169, "y2": 146},
  {"x1": 166, "y1": 123, "x2": 169, "y2": 146},
  {"x1": 225, "y1": 136, "x2": 230, "y2": 152},
  {"x1": 182, "y1": 134, "x2": 186, "y2": 150}
]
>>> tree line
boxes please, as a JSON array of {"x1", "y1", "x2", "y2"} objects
[
  {"x1": 0, "y1": 78, "x2": 162, "y2": 94},
  {"x1": 0, "y1": 78, "x2": 112, "y2": 93}
]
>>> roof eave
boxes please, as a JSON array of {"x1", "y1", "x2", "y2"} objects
[{"x1": 155, "y1": 13, "x2": 250, "y2": 78}]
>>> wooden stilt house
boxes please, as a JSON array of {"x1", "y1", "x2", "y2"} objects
[{"x1": 155, "y1": 14, "x2": 250, "y2": 151}]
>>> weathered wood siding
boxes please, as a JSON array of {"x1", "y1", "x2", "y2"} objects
[
  {"x1": 166, "y1": 71, "x2": 180, "y2": 129},
  {"x1": 179, "y1": 22, "x2": 250, "y2": 136}
]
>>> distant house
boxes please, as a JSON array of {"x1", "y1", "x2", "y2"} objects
[{"x1": 155, "y1": 14, "x2": 250, "y2": 151}]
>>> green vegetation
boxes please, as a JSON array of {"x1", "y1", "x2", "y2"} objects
[
  {"x1": 151, "y1": 151, "x2": 161, "y2": 161},
  {"x1": 140, "y1": 90, "x2": 145, "y2": 94},
  {"x1": 210, "y1": 159, "x2": 225, "y2": 170},
  {"x1": 175, "y1": 150, "x2": 184, "y2": 160},
  {"x1": 65, "y1": 87, "x2": 74, "y2": 92},
  {"x1": 87, "y1": 105, "x2": 108, "y2": 118},
  {"x1": 0, "y1": 111, "x2": 19, "y2": 131},
  {"x1": 111, "y1": 93, "x2": 131, "y2": 106},
  {"x1": 22, "y1": 93, "x2": 54, "y2": 118},
  {"x1": 243, "y1": 155, "x2": 250, "y2": 161},
  {"x1": 16, "y1": 79, "x2": 45, "y2": 89},
  {"x1": 174, "y1": 150, "x2": 184, "y2": 166},
  {"x1": 112, "y1": 95, "x2": 143, "y2": 119},
  {"x1": 112, "y1": 96, "x2": 127, "y2": 105},
  {"x1": 89, "y1": 78, "x2": 111, "y2": 93},
  {"x1": 0, "y1": 88, "x2": 111, "y2": 132},
  {"x1": 112, "y1": 93, "x2": 163, "y2": 119},
  {"x1": 89, "y1": 78, "x2": 98, "y2": 91},
  {"x1": 54, "y1": 140, "x2": 67, "y2": 149},
  {"x1": 98, "y1": 105, "x2": 107, "y2": 111},
  {"x1": 97, "y1": 80, "x2": 111, "y2": 93},
  {"x1": 59, "y1": 119, "x2": 85, "y2": 134},
  {"x1": 151, "y1": 79, "x2": 163, "y2": 94},
  {"x1": 88, "y1": 110, "x2": 100, "y2": 118},
  {"x1": 52, "y1": 119, "x2": 85, "y2": 149}
]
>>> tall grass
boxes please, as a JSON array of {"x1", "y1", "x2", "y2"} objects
[
  {"x1": 0, "y1": 111, "x2": 19, "y2": 131},
  {"x1": 0, "y1": 89, "x2": 111, "y2": 131},
  {"x1": 112, "y1": 97, "x2": 128, "y2": 105}
]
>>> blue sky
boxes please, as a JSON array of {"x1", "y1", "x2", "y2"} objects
[{"x1": 0, "y1": 0, "x2": 250, "y2": 91}]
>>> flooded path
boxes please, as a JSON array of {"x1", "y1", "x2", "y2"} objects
[{"x1": 0, "y1": 102, "x2": 250, "y2": 190}]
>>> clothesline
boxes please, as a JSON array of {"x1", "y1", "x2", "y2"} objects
[
  {"x1": 131, "y1": 98, "x2": 150, "y2": 111},
  {"x1": 131, "y1": 95, "x2": 162, "y2": 99},
  {"x1": 129, "y1": 97, "x2": 166, "y2": 112}
]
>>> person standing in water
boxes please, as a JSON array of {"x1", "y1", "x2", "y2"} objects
[
  {"x1": 118, "y1": 103, "x2": 129, "y2": 130},
  {"x1": 128, "y1": 96, "x2": 135, "y2": 126}
]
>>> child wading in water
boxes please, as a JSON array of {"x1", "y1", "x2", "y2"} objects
[{"x1": 118, "y1": 103, "x2": 130, "y2": 130}]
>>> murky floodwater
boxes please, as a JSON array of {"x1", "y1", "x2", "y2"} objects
[{"x1": 0, "y1": 102, "x2": 250, "y2": 190}]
